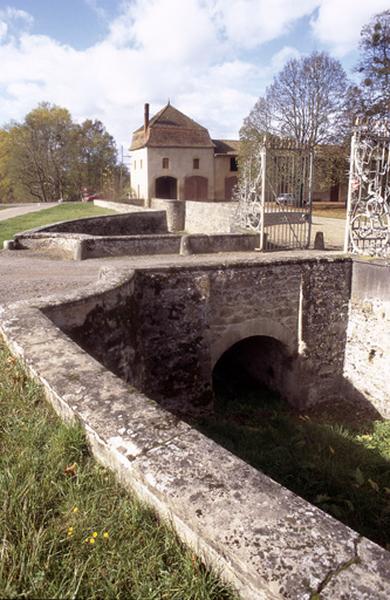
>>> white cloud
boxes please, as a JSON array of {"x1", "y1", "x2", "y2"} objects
[
  {"x1": 311, "y1": 0, "x2": 390, "y2": 55},
  {"x1": 270, "y1": 46, "x2": 302, "y2": 71},
  {"x1": 0, "y1": 6, "x2": 33, "y2": 32},
  {"x1": 84, "y1": 0, "x2": 107, "y2": 20},
  {"x1": 0, "y1": 21, "x2": 8, "y2": 39},
  {"x1": 0, "y1": 0, "x2": 386, "y2": 148},
  {"x1": 209, "y1": 0, "x2": 319, "y2": 49}
]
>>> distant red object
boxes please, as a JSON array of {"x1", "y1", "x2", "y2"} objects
[{"x1": 81, "y1": 189, "x2": 100, "y2": 202}]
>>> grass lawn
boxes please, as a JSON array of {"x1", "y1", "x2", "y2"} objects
[
  {"x1": 196, "y1": 367, "x2": 390, "y2": 551},
  {"x1": 0, "y1": 203, "x2": 115, "y2": 248},
  {"x1": 0, "y1": 337, "x2": 236, "y2": 600},
  {"x1": 312, "y1": 203, "x2": 346, "y2": 219}
]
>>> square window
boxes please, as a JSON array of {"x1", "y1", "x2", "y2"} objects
[
  {"x1": 162, "y1": 157, "x2": 169, "y2": 169},
  {"x1": 193, "y1": 158, "x2": 200, "y2": 169}
]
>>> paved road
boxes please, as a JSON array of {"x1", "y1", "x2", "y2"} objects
[{"x1": 0, "y1": 203, "x2": 57, "y2": 221}]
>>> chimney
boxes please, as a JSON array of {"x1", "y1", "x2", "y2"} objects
[{"x1": 144, "y1": 103, "x2": 149, "y2": 135}]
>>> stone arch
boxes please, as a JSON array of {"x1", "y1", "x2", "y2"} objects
[
  {"x1": 184, "y1": 175, "x2": 208, "y2": 200},
  {"x1": 155, "y1": 176, "x2": 178, "y2": 199},
  {"x1": 210, "y1": 317, "x2": 296, "y2": 368}
]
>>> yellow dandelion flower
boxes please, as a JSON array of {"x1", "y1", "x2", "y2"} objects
[
  {"x1": 67, "y1": 527, "x2": 74, "y2": 537},
  {"x1": 72, "y1": 506, "x2": 79, "y2": 513},
  {"x1": 92, "y1": 531, "x2": 98, "y2": 538},
  {"x1": 103, "y1": 531, "x2": 109, "y2": 539},
  {"x1": 89, "y1": 538, "x2": 95, "y2": 545}
]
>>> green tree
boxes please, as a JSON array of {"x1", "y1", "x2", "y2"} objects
[
  {"x1": 0, "y1": 129, "x2": 15, "y2": 203},
  {"x1": 2, "y1": 104, "x2": 124, "y2": 203},
  {"x1": 75, "y1": 119, "x2": 118, "y2": 195},
  {"x1": 357, "y1": 9, "x2": 390, "y2": 118}
]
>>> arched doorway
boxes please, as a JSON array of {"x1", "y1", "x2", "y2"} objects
[
  {"x1": 212, "y1": 335, "x2": 292, "y2": 402},
  {"x1": 184, "y1": 176, "x2": 208, "y2": 200},
  {"x1": 225, "y1": 176, "x2": 238, "y2": 200},
  {"x1": 155, "y1": 176, "x2": 177, "y2": 199}
]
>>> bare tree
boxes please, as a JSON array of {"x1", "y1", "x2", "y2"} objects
[
  {"x1": 357, "y1": 10, "x2": 390, "y2": 119},
  {"x1": 242, "y1": 52, "x2": 349, "y2": 148}
]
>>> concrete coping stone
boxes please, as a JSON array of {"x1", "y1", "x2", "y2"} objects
[{"x1": 0, "y1": 258, "x2": 389, "y2": 599}]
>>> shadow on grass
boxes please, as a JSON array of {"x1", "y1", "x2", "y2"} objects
[{"x1": 195, "y1": 362, "x2": 390, "y2": 551}]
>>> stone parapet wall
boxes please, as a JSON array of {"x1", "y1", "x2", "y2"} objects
[
  {"x1": 181, "y1": 233, "x2": 257, "y2": 255},
  {"x1": 14, "y1": 231, "x2": 257, "y2": 260},
  {"x1": 29, "y1": 210, "x2": 168, "y2": 236},
  {"x1": 344, "y1": 259, "x2": 390, "y2": 418},
  {"x1": 14, "y1": 232, "x2": 82, "y2": 259},
  {"x1": 78, "y1": 234, "x2": 182, "y2": 259},
  {"x1": 185, "y1": 201, "x2": 238, "y2": 233},
  {"x1": 93, "y1": 199, "x2": 146, "y2": 213},
  {"x1": 150, "y1": 198, "x2": 185, "y2": 231}
]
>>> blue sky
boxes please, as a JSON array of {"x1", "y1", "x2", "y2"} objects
[{"x1": 0, "y1": 0, "x2": 388, "y2": 147}]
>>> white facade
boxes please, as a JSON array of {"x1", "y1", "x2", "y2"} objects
[{"x1": 129, "y1": 103, "x2": 239, "y2": 203}]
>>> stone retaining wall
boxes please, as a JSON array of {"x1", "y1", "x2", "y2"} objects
[{"x1": 344, "y1": 259, "x2": 390, "y2": 418}]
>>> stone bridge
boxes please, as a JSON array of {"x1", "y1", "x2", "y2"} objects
[
  {"x1": 2, "y1": 251, "x2": 389, "y2": 598},
  {"x1": 42, "y1": 254, "x2": 380, "y2": 417}
]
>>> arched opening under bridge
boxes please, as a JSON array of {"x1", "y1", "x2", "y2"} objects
[{"x1": 212, "y1": 335, "x2": 293, "y2": 404}]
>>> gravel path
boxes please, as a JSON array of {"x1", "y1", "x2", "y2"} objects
[
  {"x1": 311, "y1": 216, "x2": 346, "y2": 249},
  {"x1": 0, "y1": 213, "x2": 345, "y2": 307},
  {"x1": 0, "y1": 244, "x2": 346, "y2": 308},
  {"x1": 0, "y1": 203, "x2": 57, "y2": 222}
]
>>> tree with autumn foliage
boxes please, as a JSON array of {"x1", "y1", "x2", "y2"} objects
[{"x1": 0, "y1": 103, "x2": 126, "y2": 203}]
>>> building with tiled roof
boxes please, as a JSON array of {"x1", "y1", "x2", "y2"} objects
[{"x1": 129, "y1": 103, "x2": 239, "y2": 202}]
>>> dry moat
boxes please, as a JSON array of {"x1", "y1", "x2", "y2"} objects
[{"x1": 196, "y1": 347, "x2": 390, "y2": 550}]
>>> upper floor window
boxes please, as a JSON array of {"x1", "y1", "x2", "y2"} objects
[
  {"x1": 193, "y1": 158, "x2": 200, "y2": 169},
  {"x1": 230, "y1": 157, "x2": 238, "y2": 172},
  {"x1": 162, "y1": 157, "x2": 169, "y2": 169},
  {"x1": 133, "y1": 160, "x2": 136, "y2": 170}
]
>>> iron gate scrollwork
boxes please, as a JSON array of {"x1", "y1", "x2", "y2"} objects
[
  {"x1": 235, "y1": 135, "x2": 313, "y2": 251},
  {"x1": 345, "y1": 120, "x2": 390, "y2": 257}
]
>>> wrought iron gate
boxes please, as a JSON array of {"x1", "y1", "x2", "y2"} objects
[
  {"x1": 235, "y1": 136, "x2": 313, "y2": 250},
  {"x1": 345, "y1": 120, "x2": 390, "y2": 257}
]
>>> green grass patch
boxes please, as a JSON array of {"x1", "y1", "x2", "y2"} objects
[
  {"x1": 196, "y1": 370, "x2": 390, "y2": 550},
  {"x1": 0, "y1": 338, "x2": 236, "y2": 600},
  {"x1": 0, "y1": 203, "x2": 115, "y2": 248},
  {"x1": 312, "y1": 205, "x2": 346, "y2": 219}
]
